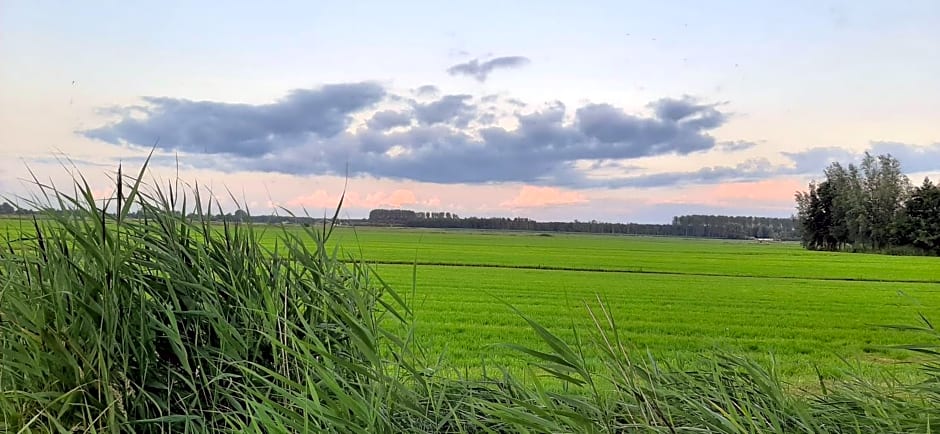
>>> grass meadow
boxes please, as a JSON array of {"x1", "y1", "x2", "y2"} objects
[
  {"x1": 4, "y1": 219, "x2": 939, "y2": 384},
  {"x1": 3, "y1": 175, "x2": 940, "y2": 432},
  {"x1": 334, "y1": 228, "x2": 940, "y2": 382}
]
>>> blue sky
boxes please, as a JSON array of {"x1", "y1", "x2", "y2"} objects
[{"x1": 1, "y1": 1, "x2": 938, "y2": 222}]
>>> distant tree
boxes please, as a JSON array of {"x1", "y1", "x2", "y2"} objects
[{"x1": 0, "y1": 202, "x2": 15, "y2": 214}]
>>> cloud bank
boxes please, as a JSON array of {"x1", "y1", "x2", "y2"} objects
[
  {"x1": 84, "y1": 83, "x2": 386, "y2": 157},
  {"x1": 81, "y1": 82, "x2": 940, "y2": 191},
  {"x1": 83, "y1": 84, "x2": 741, "y2": 187}
]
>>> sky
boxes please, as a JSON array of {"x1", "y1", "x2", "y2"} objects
[{"x1": 1, "y1": 1, "x2": 938, "y2": 223}]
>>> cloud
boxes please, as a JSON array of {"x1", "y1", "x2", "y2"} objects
[
  {"x1": 707, "y1": 178, "x2": 805, "y2": 203},
  {"x1": 649, "y1": 97, "x2": 726, "y2": 129},
  {"x1": 414, "y1": 85, "x2": 439, "y2": 96},
  {"x1": 576, "y1": 100, "x2": 723, "y2": 156},
  {"x1": 654, "y1": 178, "x2": 805, "y2": 209},
  {"x1": 782, "y1": 142, "x2": 940, "y2": 175},
  {"x1": 632, "y1": 179, "x2": 806, "y2": 220},
  {"x1": 477, "y1": 113, "x2": 497, "y2": 125},
  {"x1": 718, "y1": 140, "x2": 759, "y2": 152},
  {"x1": 501, "y1": 186, "x2": 589, "y2": 208},
  {"x1": 83, "y1": 84, "x2": 741, "y2": 187},
  {"x1": 869, "y1": 141, "x2": 940, "y2": 173},
  {"x1": 412, "y1": 94, "x2": 476, "y2": 126},
  {"x1": 781, "y1": 146, "x2": 857, "y2": 174},
  {"x1": 83, "y1": 82, "x2": 385, "y2": 157},
  {"x1": 446, "y1": 56, "x2": 530, "y2": 82},
  {"x1": 577, "y1": 158, "x2": 786, "y2": 189},
  {"x1": 366, "y1": 110, "x2": 412, "y2": 130},
  {"x1": 286, "y1": 188, "x2": 438, "y2": 210}
]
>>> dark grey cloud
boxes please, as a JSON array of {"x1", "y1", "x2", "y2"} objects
[
  {"x1": 83, "y1": 84, "x2": 743, "y2": 187},
  {"x1": 446, "y1": 56, "x2": 530, "y2": 82},
  {"x1": 575, "y1": 99, "x2": 722, "y2": 157},
  {"x1": 411, "y1": 94, "x2": 476, "y2": 127},
  {"x1": 649, "y1": 97, "x2": 727, "y2": 129},
  {"x1": 83, "y1": 82, "x2": 385, "y2": 157},
  {"x1": 366, "y1": 110, "x2": 412, "y2": 130},
  {"x1": 257, "y1": 96, "x2": 727, "y2": 185}
]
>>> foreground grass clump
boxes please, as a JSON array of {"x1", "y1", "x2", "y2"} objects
[
  {"x1": 0, "y1": 169, "x2": 454, "y2": 433},
  {"x1": 2, "y1": 166, "x2": 940, "y2": 432}
]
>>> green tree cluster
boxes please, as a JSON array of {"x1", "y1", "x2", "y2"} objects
[{"x1": 795, "y1": 153, "x2": 940, "y2": 255}]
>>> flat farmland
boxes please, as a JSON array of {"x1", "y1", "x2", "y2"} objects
[
  {"x1": 319, "y1": 227, "x2": 940, "y2": 382},
  {"x1": 324, "y1": 227, "x2": 940, "y2": 282},
  {"x1": 5, "y1": 218, "x2": 940, "y2": 383}
]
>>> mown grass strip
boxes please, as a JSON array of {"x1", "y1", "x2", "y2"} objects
[{"x1": 348, "y1": 258, "x2": 940, "y2": 285}]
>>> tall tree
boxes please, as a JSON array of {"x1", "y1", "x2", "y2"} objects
[
  {"x1": 823, "y1": 163, "x2": 850, "y2": 249},
  {"x1": 796, "y1": 180, "x2": 838, "y2": 250},
  {"x1": 860, "y1": 153, "x2": 910, "y2": 249},
  {"x1": 896, "y1": 178, "x2": 940, "y2": 254}
]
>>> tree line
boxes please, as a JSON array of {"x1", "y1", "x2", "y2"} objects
[
  {"x1": 795, "y1": 153, "x2": 940, "y2": 255},
  {"x1": 3, "y1": 200, "x2": 803, "y2": 242},
  {"x1": 367, "y1": 209, "x2": 460, "y2": 223},
  {"x1": 367, "y1": 208, "x2": 800, "y2": 240},
  {"x1": 0, "y1": 202, "x2": 33, "y2": 216}
]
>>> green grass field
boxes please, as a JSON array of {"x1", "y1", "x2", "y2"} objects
[
  {"x1": 323, "y1": 226, "x2": 940, "y2": 382},
  {"x1": 324, "y1": 227, "x2": 940, "y2": 282},
  {"x1": 5, "y1": 217, "x2": 939, "y2": 383},
  {"x1": 5, "y1": 207, "x2": 940, "y2": 431}
]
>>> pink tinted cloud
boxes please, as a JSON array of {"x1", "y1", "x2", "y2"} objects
[
  {"x1": 709, "y1": 178, "x2": 805, "y2": 203},
  {"x1": 500, "y1": 185, "x2": 589, "y2": 208},
  {"x1": 652, "y1": 178, "x2": 805, "y2": 209},
  {"x1": 286, "y1": 189, "x2": 440, "y2": 210}
]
